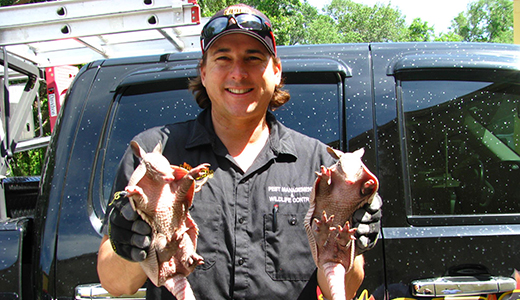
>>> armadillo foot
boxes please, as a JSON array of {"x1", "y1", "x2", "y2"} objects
[
  {"x1": 312, "y1": 210, "x2": 336, "y2": 247},
  {"x1": 184, "y1": 253, "x2": 204, "y2": 271},
  {"x1": 335, "y1": 221, "x2": 356, "y2": 248},
  {"x1": 319, "y1": 166, "x2": 332, "y2": 185}
]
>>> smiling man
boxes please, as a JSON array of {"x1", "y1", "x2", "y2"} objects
[{"x1": 97, "y1": 4, "x2": 381, "y2": 300}]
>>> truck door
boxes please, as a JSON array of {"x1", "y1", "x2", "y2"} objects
[{"x1": 371, "y1": 43, "x2": 520, "y2": 300}]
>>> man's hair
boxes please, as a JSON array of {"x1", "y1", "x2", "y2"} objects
[{"x1": 188, "y1": 53, "x2": 290, "y2": 111}]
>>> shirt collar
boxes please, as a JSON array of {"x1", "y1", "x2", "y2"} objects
[
  {"x1": 185, "y1": 109, "x2": 217, "y2": 149},
  {"x1": 185, "y1": 109, "x2": 298, "y2": 160},
  {"x1": 265, "y1": 112, "x2": 298, "y2": 159}
]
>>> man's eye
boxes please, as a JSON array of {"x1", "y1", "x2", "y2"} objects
[{"x1": 247, "y1": 56, "x2": 263, "y2": 62}]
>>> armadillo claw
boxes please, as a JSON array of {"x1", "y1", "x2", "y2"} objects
[
  {"x1": 312, "y1": 211, "x2": 337, "y2": 247},
  {"x1": 185, "y1": 254, "x2": 204, "y2": 270},
  {"x1": 319, "y1": 166, "x2": 333, "y2": 185},
  {"x1": 335, "y1": 221, "x2": 357, "y2": 248}
]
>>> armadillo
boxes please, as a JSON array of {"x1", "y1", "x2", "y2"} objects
[
  {"x1": 304, "y1": 147, "x2": 379, "y2": 300},
  {"x1": 124, "y1": 140, "x2": 210, "y2": 300}
]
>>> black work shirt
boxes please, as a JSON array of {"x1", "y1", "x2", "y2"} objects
[{"x1": 106, "y1": 109, "x2": 336, "y2": 300}]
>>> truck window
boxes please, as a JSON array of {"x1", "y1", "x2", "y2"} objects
[
  {"x1": 100, "y1": 80, "x2": 201, "y2": 212},
  {"x1": 398, "y1": 77, "x2": 520, "y2": 216},
  {"x1": 273, "y1": 71, "x2": 341, "y2": 149},
  {"x1": 95, "y1": 72, "x2": 342, "y2": 215}
]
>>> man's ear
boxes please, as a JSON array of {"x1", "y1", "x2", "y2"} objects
[
  {"x1": 200, "y1": 59, "x2": 206, "y2": 87},
  {"x1": 273, "y1": 58, "x2": 282, "y2": 85}
]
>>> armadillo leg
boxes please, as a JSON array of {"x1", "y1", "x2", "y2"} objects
[
  {"x1": 322, "y1": 262, "x2": 346, "y2": 300},
  {"x1": 163, "y1": 275, "x2": 196, "y2": 300}
]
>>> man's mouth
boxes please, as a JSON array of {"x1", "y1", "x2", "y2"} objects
[{"x1": 227, "y1": 88, "x2": 253, "y2": 95}]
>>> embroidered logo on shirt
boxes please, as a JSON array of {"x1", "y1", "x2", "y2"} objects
[{"x1": 267, "y1": 186, "x2": 312, "y2": 204}]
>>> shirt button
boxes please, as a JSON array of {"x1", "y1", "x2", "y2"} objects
[
  {"x1": 238, "y1": 217, "x2": 245, "y2": 224},
  {"x1": 288, "y1": 217, "x2": 297, "y2": 226},
  {"x1": 238, "y1": 258, "x2": 245, "y2": 265}
]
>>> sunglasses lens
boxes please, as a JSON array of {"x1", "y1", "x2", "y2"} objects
[
  {"x1": 235, "y1": 14, "x2": 264, "y2": 31},
  {"x1": 201, "y1": 13, "x2": 273, "y2": 52},
  {"x1": 203, "y1": 17, "x2": 229, "y2": 39}
]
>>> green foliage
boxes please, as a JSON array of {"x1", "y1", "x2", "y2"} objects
[
  {"x1": 10, "y1": 148, "x2": 46, "y2": 176},
  {"x1": 325, "y1": 0, "x2": 408, "y2": 43},
  {"x1": 8, "y1": 81, "x2": 51, "y2": 177},
  {"x1": 0, "y1": 0, "x2": 45, "y2": 7},
  {"x1": 407, "y1": 18, "x2": 435, "y2": 42},
  {"x1": 199, "y1": 0, "x2": 513, "y2": 45},
  {"x1": 450, "y1": 0, "x2": 513, "y2": 43},
  {"x1": 434, "y1": 32, "x2": 464, "y2": 42}
]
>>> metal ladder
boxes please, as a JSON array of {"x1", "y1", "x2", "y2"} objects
[
  {"x1": 0, "y1": 0, "x2": 202, "y2": 66},
  {"x1": 0, "y1": 0, "x2": 202, "y2": 220}
]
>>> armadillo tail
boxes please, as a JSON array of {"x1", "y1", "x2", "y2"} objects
[
  {"x1": 163, "y1": 275, "x2": 196, "y2": 300},
  {"x1": 322, "y1": 262, "x2": 347, "y2": 300}
]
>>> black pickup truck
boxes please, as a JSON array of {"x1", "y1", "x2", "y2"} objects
[{"x1": 2, "y1": 42, "x2": 520, "y2": 299}]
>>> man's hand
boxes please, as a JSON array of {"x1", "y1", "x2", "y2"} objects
[
  {"x1": 108, "y1": 195, "x2": 152, "y2": 262},
  {"x1": 352, "y1": 193, "x2": 382, "y2": 255}
]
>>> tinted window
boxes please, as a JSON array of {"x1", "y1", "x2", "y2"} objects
[
  {"x1": 274, "y1": 71, "x2": 341, "y2": 148},
  {"x1": 400, "y1": 78, "x2": 520, "y2": 216},
  {"x1": 100, "y1": 80, "x2": 201, "y2": 208}
]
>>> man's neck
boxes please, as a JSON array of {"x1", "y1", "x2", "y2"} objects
[{"x1": 212, "y1": 112, "x2": 270, "y2": 172}]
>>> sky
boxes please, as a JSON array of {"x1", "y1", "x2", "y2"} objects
[{"x1": 307, "y1": 0, "x2": 474, "y2": 33}]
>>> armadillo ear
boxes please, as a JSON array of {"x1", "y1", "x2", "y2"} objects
[
  {"x1": 353, "y1": 148, "x2": 365, "y2": 158},
  {"x1": 327, "y1": 147, "x2": 344, "y2": 160},
  {"x1": 153, "y1": 142, "x2": 162, "y2": 154},
  {"x1": 130, "y1": 141, "x2": 145, "y2": 159}
]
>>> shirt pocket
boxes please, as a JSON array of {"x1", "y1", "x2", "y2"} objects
[
  {"x1": 264, "y1": 212, "x2": 316, "y2": 281},
  {"x1": 190, "y1": 203, "x2": 221, "y2": 271}
]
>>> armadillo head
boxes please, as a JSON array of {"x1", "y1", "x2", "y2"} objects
[
  {"x1": 131, "y1": 141, "x2": 175, "y2": 183},
  {"x1": 327, "y1": 147, "x2": 379, "y2": 198}
]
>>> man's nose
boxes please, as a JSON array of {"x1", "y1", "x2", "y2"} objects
[{"x1": 230, "y1": 61, "x2": 248, "y2": 80}]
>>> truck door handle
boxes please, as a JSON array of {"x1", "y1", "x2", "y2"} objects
[
  {"x1": 75, "y1": 283, "x2": 146, "y2": 299},
  {"x1": 411, "y1": 276, "x2": 516, "y2": 297}
]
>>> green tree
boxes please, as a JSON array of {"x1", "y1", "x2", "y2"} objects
[
  {"x1": 450, "y1": 0, "x2": 513, "y2": 43},
  {"x1": 269, "y1": 1, "x2": 342, "y2": 45},
  {"x1": 198, "y1": 0, "x2": 239, "y2": 17},
  {"x1": 406, "y1": 18, "x2": 435, "y2": 42},
  {"x1": 435, "y1": 31, "x2": 464, "y2": 42},
  {"x1": 324, "y1": 0, "x2": 408, "y2": 43}
]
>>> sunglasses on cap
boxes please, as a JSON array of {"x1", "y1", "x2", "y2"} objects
[{"x1": 201, "y1": 13, "x2": 273, "y2": 52}]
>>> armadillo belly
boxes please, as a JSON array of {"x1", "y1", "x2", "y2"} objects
[
  {"x1": 126, "y1": 162, "x2": 210, "y2": 300},
  {"x1": 304, "y1": 148, "x2": 379, "y2": 300}
]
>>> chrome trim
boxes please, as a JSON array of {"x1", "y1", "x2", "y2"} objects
[
  {"x1": 412, "y1": 276, "x2": 516, "y2": 297},
  {"x1": 75, "y1": 283, "x2": 146, "y2": 300}
]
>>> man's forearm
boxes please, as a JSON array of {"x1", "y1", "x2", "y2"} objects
[
  {"x1": 317, "y1": 255, "x2": 365, "y2": 300},
  {"x1": 97, "y1": 235, "x2": 148, "y2": 296}
]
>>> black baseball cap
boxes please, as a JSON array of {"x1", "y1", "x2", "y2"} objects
[{"x1": 200, "y1": 4, "x2": 277, "y2": 56}]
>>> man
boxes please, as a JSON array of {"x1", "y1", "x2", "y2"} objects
[{"x1": 97, "y1": 4, "x2": 381, "y2": 300}]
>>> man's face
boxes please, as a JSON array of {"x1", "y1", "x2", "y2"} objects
[{"x1": 200, "y1": 33, "x2": 282, "y2": 123}]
